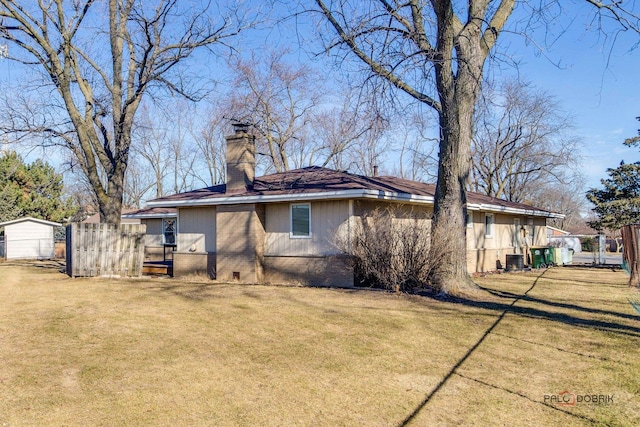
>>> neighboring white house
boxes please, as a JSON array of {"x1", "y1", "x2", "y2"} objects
[{"x1": 0, "y1": 217, "x2": 62, "y2": 260}]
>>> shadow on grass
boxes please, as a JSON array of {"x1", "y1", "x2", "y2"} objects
[
  {"x1": 0, "y1": 259, "x2": 66, "y2": 272},
  {"x1": 145, "y1": 282, "x2": 227, "y2": 302},
  {"x1": 398, "y1": 269, "x2": 624, "y2": 426},
  {"x1": 478, "y1": 286, "x2": 640, "y2": 323}
]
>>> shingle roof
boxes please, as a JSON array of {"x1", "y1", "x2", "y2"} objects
[
  {"x1": 150, "y1": 166, "x2": 435, "y2": 202},
  {"x1": 148, "y1": 166, "x2": 560, "y2": 217}
]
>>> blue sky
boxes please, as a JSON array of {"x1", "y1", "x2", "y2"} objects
[
  {"x1": 1, "y1": 1, "x2": 638, "y2": 196},
  {"x1": 497, "y1": 5, "x2": 640, "y2": 191}
]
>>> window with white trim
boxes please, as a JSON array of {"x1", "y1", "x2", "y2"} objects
[
  {"x1": 484, "y1": 213, "x2": 494, "y2": 238},
  {"x1": 163, "y1": 218, "x2": 176, "y2": 245},
  {"x1": 290, "y1": 203, "x2": 311, "y2": 238}
]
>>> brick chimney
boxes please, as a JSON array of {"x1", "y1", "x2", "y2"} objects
[{"x1": 225, "y1": 123, "x2": 255, "y2": 193}]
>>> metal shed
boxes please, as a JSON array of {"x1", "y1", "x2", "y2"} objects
[{"x1": 0, "y1": 217, "x2": 62, "y2": 260}]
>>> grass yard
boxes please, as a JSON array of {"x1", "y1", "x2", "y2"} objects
[{"x1": 0, "y1": 261, "x2": 639, "y2": 426}]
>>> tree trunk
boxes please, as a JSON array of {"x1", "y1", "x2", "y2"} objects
[
  {"x1": 431, "y1": 108, "x2": 476, "y2": 294},
  {"x1": 430, "y1": 3, "x2": 485, "y2": 294},
  {"x1": 622, "y1": 225, "x2": 640, "y2": 287},
  {"x1": 100, "y1": 189, "x2": 123, "y2": 224}
]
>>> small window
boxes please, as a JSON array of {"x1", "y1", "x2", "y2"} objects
[
  {"x1": 163, "y1": 218, "x2": 176, "y2": 245},
  {"x1": 466, "y1": 210, "x2": 474, "y2": 228},
  {"x1": 484, "y1": 213, "x2": 494, "y2": 238},
  {"x1": 291, "y1": 203, "x2": 311, "y2": 238}
]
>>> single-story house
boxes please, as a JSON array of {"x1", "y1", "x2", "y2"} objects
[
  {"x1": 0, "y1": 217, "x2": 62, "y2": 260},
  {"x1": 122, "y1": 207, "x2": 177, "y2": 261},
  {"x1": 145, "y1": 127, "x2": 563, "y2": 287}
]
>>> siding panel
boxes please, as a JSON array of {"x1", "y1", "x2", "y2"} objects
[
  {"x1": 142, "y1": 218, "x2": 163, "y2": 247},
  {"x1": 265, "y1": 201, "x2": 349, "y2": 256},
  {"x1": 177, "y1": 207, "x2": 216, "y2": 252}
]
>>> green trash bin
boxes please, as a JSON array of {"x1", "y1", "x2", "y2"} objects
[
  {"x1": 547, "y1": 247, "x2": 559, "y2": 266},
  {"x1": 530, "y1": 247, "x2": 551, "y2": 268}
]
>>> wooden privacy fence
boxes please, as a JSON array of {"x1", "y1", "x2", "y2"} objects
[
  {"x1": 621, "y1": 224, "x2": 640, "y2": 287},
  {"x1": 66, "y1": 223, "x2": 146, "y2": 278}
]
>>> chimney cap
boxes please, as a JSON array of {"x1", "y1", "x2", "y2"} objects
[{"x1": 231, "y1": 121, "x2": 251, "y2": 134}]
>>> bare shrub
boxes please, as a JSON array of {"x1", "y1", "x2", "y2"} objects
[{"x1": 335, "y1": 205, "x2": 447, "y2": 293}]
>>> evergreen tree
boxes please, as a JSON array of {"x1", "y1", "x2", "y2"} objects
[
  {"x1": 586, "y1": 161, "x2": 640, "y2": 231},
  {"x1": 0, "y1": 151, "x2": 77, "y2": 223}
]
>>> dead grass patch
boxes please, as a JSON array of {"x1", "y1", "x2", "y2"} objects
[{"x1": 0, "y1": 263, "x2": 638, "y2": 426}]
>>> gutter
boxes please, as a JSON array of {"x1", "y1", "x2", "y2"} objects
[
  {"x1": 467, "y1": 203, "x2": 565, "y2": 219},
  {"x1": 121, "y1": 214, "x2": 178, "y2": 220},
  {"x1": 147, "y1": 189, "x2": 562, "y2": 218},
  {"x1": 147, "y1": 189, "x2": 436, "y2": 207}
]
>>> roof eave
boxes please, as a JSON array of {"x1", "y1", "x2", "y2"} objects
[
  {"x1": 147, "y1": 189, "x2": 436, "y2": 207},
  {"x1": 467, "y1": 203, "x2": 565, "y2": 219},
  {"x1": 121, "y1": 213, "x2": 178, "y2": 219},
  {"x1": 0, "y1": 217, "x2": 63, "y2": 227},
  {"x1": 148, "y1": 190, "x2": 562, "y2": 218}
]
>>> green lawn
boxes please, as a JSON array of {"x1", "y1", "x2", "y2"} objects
[{"x1": 0, "y1": 261, "x2": 638, "y2": 426}]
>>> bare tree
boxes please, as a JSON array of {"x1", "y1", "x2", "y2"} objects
[
  {"x1": 313, "y1": 0, "x2": 515, "y2": 293},
  {"x1": 165, "y1": 103, "x2": 198, "y2": 195},
  {"x1": 308, "y1": 89, "x2": 388, "y2": 172},
  {"x1": 345, "y1": 122, "x2": 390, "y2": 177},
  {"x1": 190, "y1": 103, "x2": 228, "y2": 187},
  {"x1": 130, "y1": 106, "x2": 171, "y2": 200},
  {"x1": 311, "y1": 0, "x2": 635, "y2": 294},
  {"x1": 0, "y1": 1, "x2": 255, "y2": 223},
  {"x1": 122, "y1": 153, "x2": 155, "y2": 208},
  {"x1": 529, "y1": 178, "x2": 587, "y2": 231},
  {"x1": 394, "y1": 112, "x2": 438, "y2": 182},
  {"x1": 228, "y1": 50, "x2": 323, "y2": 173},
  {"x1": 470, "y1": 81, "x2": 581, "y2": 202}
]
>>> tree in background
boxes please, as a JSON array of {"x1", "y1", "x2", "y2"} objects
[
  {"x1": 625, "y1": 116, "x2": 640, "y2": 148},
  {"x1": 470, "y1": 81, "x2": 581, "y2": 202},
  {"x1": 528, "y1": 180, "x2": 587, "y2": 231},
  {"x1": 587, "y1": 116, "x2": 640, "y2": 231},
  {"x1": 0, "y1": 1, "x2": 255, "y2": 223},
  {"x1": 227, "y1": 50, "x2": 390, "y2": 175},
  {"x1": 586, "y1": 160, "x2": 640, "y2": 231},
  {"x1": 308, "y1": 90, "x2": 388, "y2": 175},
  {"x1": 0, "y1": 151, "x2": 77, "y2": 223},
  {"x1": 191, "y1": 103, "x2": 228, "y2": 188},
  {"x1": 227, "y1": 50, "x2": 323, "y2": 173}
]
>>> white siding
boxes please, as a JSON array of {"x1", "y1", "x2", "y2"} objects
[
  {"x1": 5, "y1": 221, "x2": 55, "y2": 259},
  {"x1": 265, "y1": 200, "x2": 349, "y2": 256},
  {"x1": 177, "y1": 207, "x2": 216, "y2": 252}
]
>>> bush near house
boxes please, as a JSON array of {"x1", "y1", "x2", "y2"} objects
[{"x1": 335, "y1": 206, "x2": 448, "y2": 292}]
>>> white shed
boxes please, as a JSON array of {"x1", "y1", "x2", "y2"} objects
[{"x1": 0, "y1": 217, "x2": 62, "y2": 260}]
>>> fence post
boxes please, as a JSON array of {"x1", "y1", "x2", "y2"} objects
[{"x1": 597, "y1": 234, "x2": 606, "y2": 265}]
